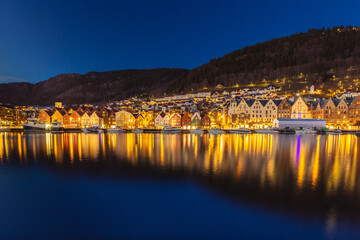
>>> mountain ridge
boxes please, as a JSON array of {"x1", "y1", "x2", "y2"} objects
[
  {"x1": 0, "y1": 68, "x2": 187, "y2": 105},
  {"x1": 168, "y1": 26, "x2": 360, "y2": 94},
  {"x1": 2, "y1": 26, "x2": 360, "y2": 105}
]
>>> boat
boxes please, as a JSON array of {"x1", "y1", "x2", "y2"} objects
[
  {"x1": 132, "y1": 129, "x2": 143, "y2": 133},
  {"x1": 229, "y1": 128, "x2": 252, "y2": 134},
  {"x1": 82, "y1": 126, "x2": 101, "y2": 133},
  {"x1": 162, "y1": 126, "x2": 181, "y2": 134},
  {"x1": 189, "y1": 128, "x2": 204, "y2": 134},
  {"x1": 324, "y1": 129, "x2": 342, "y2": 135},
  {"x1": 107, "y1": 127, "x2": 123, "y2": 133},
  {"x1": 22, "y1": 118, "x2": 64, "y2": 132},
  {"x1": 295, "y1": 129, "x2": 317, "y2": 134},
  {"x1": 208, "y1": 128, "x2": 225, "y2": 134},
  {"x1": 255, "y1": 127, "x2": 279, "y2": 134}
]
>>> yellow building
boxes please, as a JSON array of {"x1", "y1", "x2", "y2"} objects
[
  {"x1": 290, "y1": 97, "x2": 312, "y2": 119},
  {"x1": 51, "y1": 109, "x2": 64, "y2": 124},
  {"x1": 80, "y1": 112, "x2": 91, "y2": 127},
  {"x1": 89, "y1": 111, "x2": 103, "y2": 127},
  {"x1": 55, "y1": 102, "x2": 62, "y2": 108},
  {"x1": 115, "y1": 110, "x2": 135, "y2": 129}
]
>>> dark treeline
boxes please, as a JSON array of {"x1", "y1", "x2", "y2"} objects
[
  {"x1": 169, "y1": 26, "x2": 360, "y2": 92},
  {"x1": 0, "y1": 69, "x2": 187, "y2": 105}
]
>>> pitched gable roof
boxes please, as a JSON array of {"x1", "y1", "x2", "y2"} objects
[
  {"x1": 160, "y1": 112, "x2": 166, "y2": 118},
  {"x1": 332, "y1": 98, "x2": 341, "y2": 107},
  {"x1": 259, "y1": 100, "x2": 268, "y2": 107},
  {"x1": 272, "y1": 99, "x2": 283, "y2": 106},
  {"x1": 245, "y1": 99, "x2": 255, "y2": 107}
]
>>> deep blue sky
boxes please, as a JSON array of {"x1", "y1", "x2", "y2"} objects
[{"x1": 0, "y1": 0, "x2": 359, "y2": 83}]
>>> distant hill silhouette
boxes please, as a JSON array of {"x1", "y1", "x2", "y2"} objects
[{"x1": 0, "y1": 69, "x2": 187, "y2": 105}]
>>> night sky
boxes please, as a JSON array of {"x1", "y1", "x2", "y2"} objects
[{"x1": 0, "y1": 0, "x2": 359, "y2": 83}]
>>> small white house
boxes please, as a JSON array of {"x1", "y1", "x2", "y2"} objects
[
  {"x1": 155, "y1": 112, "x2": 170, "y2": 128},
  {"x1": 273, "y1": 119, "x2": 326, "y2": 130}
]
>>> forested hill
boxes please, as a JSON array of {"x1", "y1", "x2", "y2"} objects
[
  {"x1": 169, "y1": 26, "x2": 360, "y2": 93},
  {"x1": 2, "y1": 26, "x2": 360, "y2": 106},
  {"x1": 0, "y1": 69, "x2": 187, "y2": 106}
]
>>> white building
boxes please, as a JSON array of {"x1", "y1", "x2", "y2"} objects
[
  {"x1": 310, "y1": 85, "x2": 315, "y2": 94},
  {"x1": 273, "y1": 119, "x2": 326, "y2": 129},
  {"x1": 155, "y1": 112, "x2": 170, "y2": 128},
  {"x1": 290, "y1": 97, "x2": 312, "y2": 119}
]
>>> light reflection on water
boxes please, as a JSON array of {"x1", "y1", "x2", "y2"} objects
[
  {"x1": 1, "y1": 133, "x2": 360, "y2": 193},
  {"x1": 1, "y1": 132, "x2": 360, "y2": 233}
]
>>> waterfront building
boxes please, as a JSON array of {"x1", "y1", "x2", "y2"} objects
[
  {"x1": 108, "y1": 112, "x2": 117, "y2": 128},
  {"x1": 228, "y1": 99, "x2": 251, "y2": 126},
  {"x1": 290, "y1": 96, "x2": 312, "y2": 119},
  {"x1": 250, "y1": 99, "x2": 266, "y2": 122},
  {"x1": 169, "y1": 113, "x2": 181, "y2": 127},
  {"x1": 142, "y1": 111, "x2": 155, "y2": 128},
  {"x1": 115, "y1": 110, "x2": 135, "y2": 129},
  {"x1": 322, "y1": 98, "x2": 337, "y2": 121},
  {"x1": 323, "y1": 98, "x2": 348, "y2": 125},
  {"x1": 201, "y1": 114, "x2": 211, "y2": 129},
  {"x1": 89, "y1": 111, "x2": 103, "y2": 127},
  {"x1": 135, "y1": 114, "x2": 145, "y2": 129},
  {"x1": 69, "y1": 111, "x2": 81, "y2": 128},
  {"x1": 191, "y1": 112, "x2": 201, "y2": 129},
  {"x1": 310, "y1": 99, "x2": 324, "y2": 120},
  {"x1": 181, "y1": 112, "x2": 192, "y2": 129},
  {"x1": 273, "y1": 119, "x2": 326, "y2": 129},
  {"x1": 80, "y1": 112, "x2": 91, "y2": 127},
  {"x1": 155, "y1": 112, "x2": 170, "y2": 128},
  {"x1": 0, "y1": 104, "x2": 19, "y2": 126},
  {"x1": 347, "y1": 95, "x2": 360, "y2": 124},
  {"x1": 63, "y1": 113, "x2": 71, "y2": 127},
  {"x1": 38, "y1": 109, "x2": 52, "y2": 124},
  {"x1": 99, "y1": 108, "x2": 110, "y2": 128},
  {"x1": 51, "y1": 108, "x2": 65, "y2": 124},
  {"x1": 277, "y1": 99, "x2": 291, "y2": 119},
  {"x1": 263, "y1": 99, "x2": 279, "y2": 123}
]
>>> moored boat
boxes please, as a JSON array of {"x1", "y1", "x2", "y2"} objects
[
  {"x1": 162, "y1": 126, "x2": 181, "y2": 134},
  {"x1": 295, "y1": 129, "x2": 317, "y2": 134},
  {"x1": 22, "y1": 118, "x2": 64, "y2": 132},
  {"x1": 324, "y1": 129, "x2": 342, "y2": 135},
  {"x1": 82, "y1": 126, "x2": 101, "y2": 133},
  {"x1": 107, "y1": 127, "x2": 123, "y2": 133},
  {"x1": 132, "y1": 129, "x2": 143, "y2": 133},
  {"x1": 228, "y1": 128, "x2": 252, "y2": 134},
  {"x1": 189, "y1": 128, "x2": 204, "y2": 134},
  {"x1": 208, "y1": 128, "x2": 225, "y2": 134},
  {"x1": 255, "y1": 127, "x2": 279, "y2": 134}
]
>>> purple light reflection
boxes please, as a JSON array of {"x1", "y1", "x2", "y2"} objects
[{"x1": 296, "y1": 135, "x2": 300, "y2": 165}]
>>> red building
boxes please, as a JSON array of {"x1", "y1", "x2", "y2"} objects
[
  {"x1": 63, "y1": 113, "x2": 71, "y2": 127},
  {"x1": 38, "y1": 110, "x2": 51, "y2": 124},
  {"x1": 170, "y1": 113, "x2": 181, "y2": 127},
  {"x1": 108, "y1": 112, "x2": 116, "y2": 128},
  {"x1": 181, "y1": 112, "x2": 191, "y2": 129},
  {"x1": 201, "y1": 114, "x2": 211, "y2": 129},
  {"x1": 69, "y1": 111, "x2": 81, "y2": 127}
]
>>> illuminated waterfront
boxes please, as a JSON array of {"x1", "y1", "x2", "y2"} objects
[{"x1": 0, "y1": 132, "x2": 359, "y2": 239}]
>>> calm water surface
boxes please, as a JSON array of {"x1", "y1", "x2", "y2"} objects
[{"x1": 0, "y1": 132, "x2": 359, "y2": 239}]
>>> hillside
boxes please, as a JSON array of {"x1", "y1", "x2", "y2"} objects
[
  {"x1": 0, "y1": 69, "x2": 187, "y2": 105},
  {"x1": 169, "y1": 26, "x2": 360, "y2": 94},
  {"x1": 2, "y1": 26, "x2": 360, "y2": 106}
]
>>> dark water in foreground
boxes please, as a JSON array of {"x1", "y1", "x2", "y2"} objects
[{"x1": 0, "y1": 132, "x2": 360, "y2": 239}]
